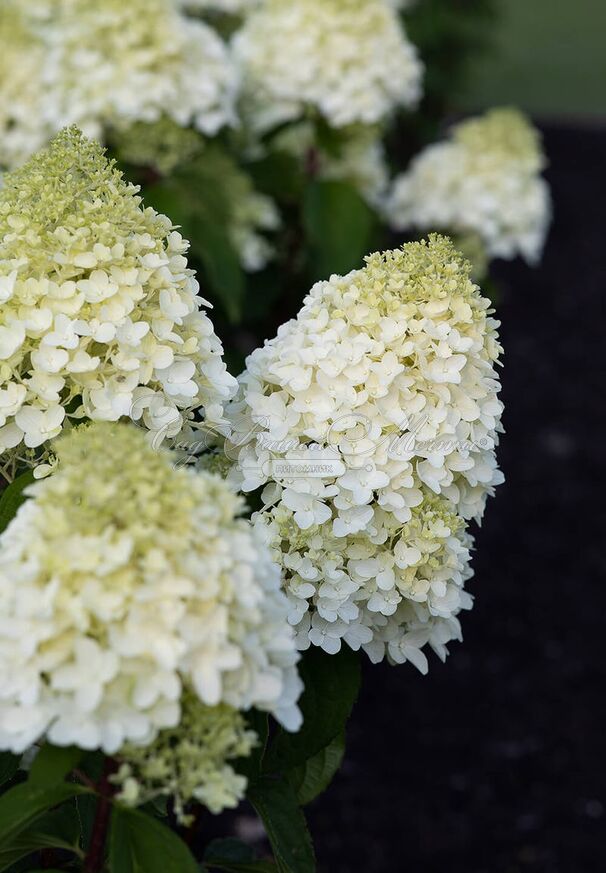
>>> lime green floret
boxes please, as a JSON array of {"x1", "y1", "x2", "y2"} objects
[
  {"x1": 0, "y1": 126, "x2": 167, "y2": 263},
  {"x1": 115, "y1": 691, "x2": 256, "y2": 822},
  {"x1": 40, "y1": 421, "x2": 240, "y2": 550},
  {"x1": 455, "y1": 107, "x2": 543, "y2": 165},
  {"x1": 333, "y1": 234, "x2": 481, "y2": 316}
]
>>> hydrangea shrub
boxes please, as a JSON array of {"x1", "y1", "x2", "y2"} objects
[{"x1": 0, "y1": 0, "x2": 543, "y2": 868}]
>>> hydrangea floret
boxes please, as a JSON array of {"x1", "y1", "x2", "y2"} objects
[
  {"x1": 0, "y1": 128, "x2": 236, "y2": 472},
  {"x1": 226, "y1": 235, "x2": 504, "y2": 670},
  {"x1": 113, "y1": 694, "x2": 257, "y2": 822},
  {"x1": 232, "y1": 0, "x2": 423, "y2": 133},
  {"x1": 0, "y1": 422, "x2": 303, "y2": 758},
  {"x1": 387, "y1": 108, "x2": 551, "y2": 264}
]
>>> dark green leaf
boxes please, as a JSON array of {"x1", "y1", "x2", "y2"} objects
[
  {"x1": 0, "y1": 782, "x2": 89, "y2": 848},
  {"x1": 204, "y1": 839, "x2": 254, "y2": 864},
  {"x1": 265, "y1": 647, "x2": 360, "y2": 772},
  {"x1": 74, "y1": 791, "x2": 99, "y2": 851},
  {"x1": 203, "y1": 830, "x2": 277, "y2": 872},
  {"x1": 109, "y1": 806, "x2": 199, "y2": 873},
  {"x1": 286, "y1": 732, "x2": 345, "y2": 806},
  {"x1": 0, "y1": 802, "x2": 83, "y2": 871},
  {"x1": 204, "y1": 837, "x2": 277, "y2": 873},
  {"x1": 145, "y1": 148, "x2": 247, "y2": 323},
  {"x1": 247, "y1": 778, "x2": 315, "y2": 873},
  {"x1": 247, "y1": 153, "x2": 304, "y2": 203},
  {"x1": 192, "y1": 217, "x2": 245, "y2": 324},
  {"x1": 0, "y1": 752, "x2": 19, "y2": 788},
  {"x1": 302, "y1": 180, "x2": 376, "y2": 280},
  {"x1": 29, "y1": 744, "x2": 83, "y2": 786},
  {"x1": 313, "y1": 119, "x2": 345, "y2": 159},
  {"x1": 143, "y1": 181, "x2": 192, "y2": 232},
  {"x1": 0, "y1": 471, "x2": 35, "y2": 534}
]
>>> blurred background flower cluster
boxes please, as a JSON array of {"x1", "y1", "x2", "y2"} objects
[{"x1": 0, "y1": 0, "x2": 556, "y2": 373}]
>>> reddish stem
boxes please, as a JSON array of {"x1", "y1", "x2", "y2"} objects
[{"x1": 83, "y1": 760, "x2": 118, "y2": 873}]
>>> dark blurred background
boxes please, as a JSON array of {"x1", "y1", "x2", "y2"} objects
[{"x1": 304, "y1": 3, "x2": 606, "y2": 870}]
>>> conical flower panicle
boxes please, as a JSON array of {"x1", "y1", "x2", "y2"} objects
[
  {"x1": 0, "y1": 128, "x2": 236, "y2": 467},
  {"x1": 227, "y1": 235, "x2": 504, "y2": 670},
  {"x1": 387, "y1": 108, "x2": 551, "y2": 264},
  {"x1": 0, "y1": 422, "x2": 302, "y2": 761}
]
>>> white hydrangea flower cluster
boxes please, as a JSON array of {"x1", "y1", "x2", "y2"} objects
[
  {"x1": 0, "y1": 129, "x2": 236, "y2": 467},
  {"x1": 226, "y1": 236, "x2": 504, "y2": 670},
  {"x1": 387, "y1": 108, "x2": 552, "y2": 264},
  {"x1": 0, "y1": 2, "x2": 58, "y2": 170},
  {"x1": 0, "y1": 0, "x2": 238, "y2": 170},
  {"x1": 232, "y1": 0, "x2": 423, "y2": 133},
  {"x1": 114, "y1": 694, "x2": 257, "y2": 822},
  {"x1": 0, "y1": 422, "x2": 303, "y2": 756}
]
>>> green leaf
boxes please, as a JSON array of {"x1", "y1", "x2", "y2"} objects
[
  {"x1": 205, "y1": 839, "x2": 254, "y2": 864},
  {"x1": 247, "y1": 778, "x2": 315, "y2": 873},
  {"x1": 265, "y1": 647, "x2": 360, "y2": 773},
  {"x1": 0, "y1": 781, "x2": 89, "y2": 848},
  {"x1": 0, "y1": 470, "x2": 35, "y2": 534},
  {"x1": 29, "y1": 744, "x2": 83, "y2": 786},
  {"x1": 109, "y1": 806, "x2": 199, "y2": 873},
  {"x1": 143, "y1": 181, "x2": 192, "y2": 232},
  {"x1": 204, "y1": 838, "x2": 277, "y2": 872},
  {"x1": 0, "y1": 752, "x2": 19, "y2": 788},
  {"x1": 286, "y1": 732, "x2": 345, "y2": 807},
  {"x1": 145, "y1": 148, "x2": 247, "y2": 323},
  {"x1": 191, "y1": 216, "x2": 245, "y2": 324},
  {"x1": 0, "y1": 803, "x2": 83, "y2": 871},
  {"x1": 302, "y1": 180, "x2": 376, "y2": 280},
  {"x1": 74, "y1": 790, "x2": 100, "y2": 851},
  {"x1": 247, "y1": 153, "x2": 304, "y2": 203}
]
